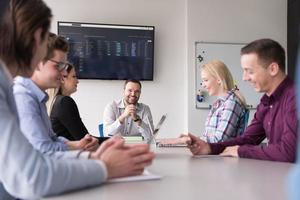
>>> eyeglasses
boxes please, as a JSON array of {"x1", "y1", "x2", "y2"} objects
[{"x1": 48, "y1": 59, "x2": 69, "y2": 71}]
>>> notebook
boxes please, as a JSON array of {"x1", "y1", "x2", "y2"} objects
[
  {"x1": 156, "y1": 137, "x2": 188, "y2": 147},
  {"x1": 123, "y1": 136, "x2": 144, "y2": 143}
]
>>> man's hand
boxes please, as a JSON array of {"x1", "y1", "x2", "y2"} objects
[
  {"x1": 90, "y1": 135, "x2": 123, "y2": 159},
  {"x1": 220, "y1": 146, "x2": 239, "y2": 157},
  {"x1": 119, "y1": 104, "x2": 137, "y2": 123},
  {"x1": 78, "y1": 134, "x2": 99, "y2": 151},
  {"x1": 187, "y1": 133, "x2": 211, "y2": 155},
  {"x1": 100, "y1": 141, "x2": 155, "y2": 179}
]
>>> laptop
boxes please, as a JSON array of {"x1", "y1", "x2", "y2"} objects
[
  {"x1": 147, "y1": 114, "x2": 167, "y2": 144},
  {"x1": 153, "y1": 114, "x2": 167, "y2": 137},
  {"x1": 147, "y1": 115, "x2": 187, "y2": 147}
]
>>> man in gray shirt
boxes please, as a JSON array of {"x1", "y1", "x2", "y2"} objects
[{"x1": 103, "y1": 79, "x2": 154, "y2": 141}]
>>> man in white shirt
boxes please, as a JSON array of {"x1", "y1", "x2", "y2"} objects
[{"x1": 103, "y1": 79, "x2": 154, "y2": 142}]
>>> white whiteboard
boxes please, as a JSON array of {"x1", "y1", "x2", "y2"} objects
[{"x1": 195, "y1": 42, "x2": 261, "y2": 109}]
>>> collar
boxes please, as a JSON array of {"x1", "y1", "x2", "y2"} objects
[
  {"x1": 117, "y1": 98, "x2": 141, "y2": 110},
  {"x1": 214, "y1": 91, "x2": 234, "y2": 106},
  {"x1": 219, "y1": 91, "x2": 233, "y2": 101},
  {"x1": 14, "y1": 76, "x2": 49, "y2": 103},
  {"x1": 261, "y1": 76, "x2": 292, "y2": 105}
]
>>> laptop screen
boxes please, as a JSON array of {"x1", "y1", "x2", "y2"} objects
[{"x1": 153, "y1": 114, "x2": 167, "y2": 137}]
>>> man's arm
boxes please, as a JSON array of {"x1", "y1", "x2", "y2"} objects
[
  {"x1": 0, "y1": 86, "x2": 106, "y2": 199},
  {"x1": 210, "y1": 104, "x2": 266, "y2": 155},
  {"x1": 103, "y1": 102, "x2": 123, "y2": 136},
  {"x1": 14, "y1": 92, "x2": 69, "y2": 152},
  {"x1": 237, "y1": 95, "x2": 297, "y2": 162}
]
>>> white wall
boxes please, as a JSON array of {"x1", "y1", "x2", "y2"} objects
[
  {"x1": 186, "y1": 0, "x2": 287, "y2": 136},
  {"x1": 45, "y1": 0, "x2": 286, "y2": 137},
  {"x1": 45, "y1": 0, "x2": 187, "y2": 137}
]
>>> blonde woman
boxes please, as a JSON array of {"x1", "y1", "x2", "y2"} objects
[
  {"x1": 158, "y1": 60, "x2": 248, "y2": 146},
  {"x1": 199, "y1": 60, "x2": 248, "y2": 143}
]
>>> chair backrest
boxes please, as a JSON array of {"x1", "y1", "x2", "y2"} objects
[
  {"x1": 98, "y1": 123, "x2": 104, "y2": 137},
  {"x1": 241, "y1": 109, "x2": 250, "y2": 133}
]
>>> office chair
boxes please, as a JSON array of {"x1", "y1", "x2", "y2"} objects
[
  {"x1": 241, "y1": 109, "x2": 250, "y2": 133},
  {"x1": 98, "y1": 123, "x2": 104, "y2": 137}
]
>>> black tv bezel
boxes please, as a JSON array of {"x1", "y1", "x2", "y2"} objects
[{"x1": 57, "y1": 21, "x2": 155, "y2": 81}]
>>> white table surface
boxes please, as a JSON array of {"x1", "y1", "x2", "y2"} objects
[{"x1": 44, "y1": 147, "x2": 293, "y2": 200}]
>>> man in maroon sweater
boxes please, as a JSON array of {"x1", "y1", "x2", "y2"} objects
[{"x1": 188, "y1": 38, "x2": 297, "y2": 162}]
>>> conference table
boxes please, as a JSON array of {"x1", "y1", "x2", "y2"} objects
[{"x1": 44, "y1": 147, "x2": 293, "y2": 200}]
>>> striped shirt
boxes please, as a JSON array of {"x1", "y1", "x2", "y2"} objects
[{"x1": 203, "y1": 91, "x2": 247, "y2": 143}]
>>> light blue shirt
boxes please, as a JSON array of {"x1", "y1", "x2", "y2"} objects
[
  {"x1": 13, "y1": 76, "x2": 69, "y2": 152},
  {"x1": 0, "y1": 61, "x2": 107, "y2": 199}
]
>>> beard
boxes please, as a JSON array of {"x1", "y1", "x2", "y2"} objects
[{"x1": 125, "y1": 96, "x2": 139, "y2": 105}]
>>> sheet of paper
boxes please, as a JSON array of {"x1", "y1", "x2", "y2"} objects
[
  {"x1": 192, "y1": 154, "x2": 233, "y2": 158},
  {"x1": 107, "y1": 170, "x2": 162, "y2": 183}
]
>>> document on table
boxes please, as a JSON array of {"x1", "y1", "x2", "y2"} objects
[
  {"x1": 108, "y1": 170, "x2": 162, "y2": 183},
  {"x1": 192, "y1": 154, "x2": 233, "y2": 158}
]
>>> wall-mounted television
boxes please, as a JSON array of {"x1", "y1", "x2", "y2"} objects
[{"x1": 58, "y1": 21, "x2": 155, "y2": 80}]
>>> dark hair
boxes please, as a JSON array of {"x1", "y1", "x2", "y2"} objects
[
  {"x1": 43, "y1": 33, "x2": 69, "y2": 62},
  {"x1": 0, "y1": 0, "x2": 9, "y2": 18},
  {"x1": 0, "y1": 0, "x2": 52, "y2": 71},
  {"x1": 56, "y1": 63, "x2": 75, "y2": 96},
  {"x1": 124, "y1": 79, "x2": 142, "y2": 89},
  {"x1": 65, "y1": 63, "x2": 75, "y2": 73},
  {"x1": 241, "y1": 38, "x2": 286, "y2": 72}
]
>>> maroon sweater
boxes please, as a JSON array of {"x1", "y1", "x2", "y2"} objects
[{"x1": 210, "y1": 77, "x2": 298, "y2": 162}]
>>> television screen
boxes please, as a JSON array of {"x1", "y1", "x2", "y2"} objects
[{"x1": 58, "y1": 21, "x2": 155, "y2": 80}]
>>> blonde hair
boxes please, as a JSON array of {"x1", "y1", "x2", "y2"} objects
[
  {"x1": 201, "y1": 60, "x2": 247, "y2": 107},
  {"x1": 46, "y1": 88, "x2": 60, "y2": 116}
]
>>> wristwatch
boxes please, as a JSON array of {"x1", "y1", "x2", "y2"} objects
[{"x1": 133, "y1": 115, "x2": 141, "y2": 122}]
